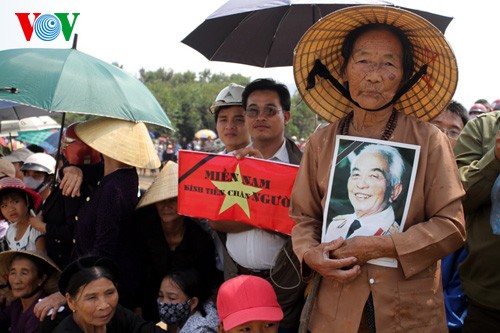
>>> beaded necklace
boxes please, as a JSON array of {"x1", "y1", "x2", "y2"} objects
[{"x1": 339, "y1": 109, "x2": 398, "y2": 141}]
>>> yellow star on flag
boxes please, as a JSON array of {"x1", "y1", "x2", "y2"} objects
[{"x1": 211, "y1": 164, "x2": 262, "y2": 218}]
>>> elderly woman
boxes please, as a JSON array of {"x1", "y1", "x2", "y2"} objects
[
  {"x1": 137, "y1": 161, "x2": 220, "y2": 321},
  {"x1": 290, "y1": 6, "x2": 465, "y2": 333},
  {"x1": 0, "y1": 250, "x2": 60, "y2": 333},
  {"x1": 71, "y1": 117, "x2": 160, "y2": 309},
  {"x1": 54, "y1": 256, "x2": 165, "y2": 332},
  {"x1": 35, "y1": 117, "x2": 161, "y2": 319}
]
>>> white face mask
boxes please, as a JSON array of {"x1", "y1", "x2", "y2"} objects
[{"x1": 23, "y1": 176, "x2": 45, "y2": 192}]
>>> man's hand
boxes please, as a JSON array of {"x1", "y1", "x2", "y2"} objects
[
  {"x1": 332, "y1": 235, "x2": 397, "y2": 265},
  {"x1": 28, "y1": 211, "x2": 46, "y2": 233},
  {"x1": 233, "y1": 147, "x2": 264, "y2": 159},
  {"x1": 34, "y1": 292, "x2": 66, "y2": 321},
  {"x1": 60, "y1": 166, "x2": 83, "y2": 197},
  {"x1": 303, "y1": 238, "x2": 361, "y2": 282},
  {"x1": 495, "y1": 130, "x2": 500, "y2": 161}
]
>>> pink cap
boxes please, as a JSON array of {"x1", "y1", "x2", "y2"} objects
[{"x1": 217, "y1": 275, "x2": 283, "y2": 331}]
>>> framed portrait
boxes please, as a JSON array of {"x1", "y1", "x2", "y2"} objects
[{"x1": 322, "y1": 135, "x2": 420, "y2": 267}]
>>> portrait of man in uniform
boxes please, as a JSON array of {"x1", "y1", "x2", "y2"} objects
[{"x1": 323, "y1": 137, "x2": 419, "y2": 266}]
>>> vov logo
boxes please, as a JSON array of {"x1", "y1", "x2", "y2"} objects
[{"x1": 15, "y1": 13, "x2": 80, "y2": 41}]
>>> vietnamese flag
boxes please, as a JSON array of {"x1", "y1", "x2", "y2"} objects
[{"x1": 178, "y1": 150, "x2": 299, "y2": 235}]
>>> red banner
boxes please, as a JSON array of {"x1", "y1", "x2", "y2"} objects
[{"x1": 178, "y1": 150, "x2": 298, "y2": 235}]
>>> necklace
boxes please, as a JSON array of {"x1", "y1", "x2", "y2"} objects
[{"x1": 340, "y1": 109, "x2": 398, "y2": 141}]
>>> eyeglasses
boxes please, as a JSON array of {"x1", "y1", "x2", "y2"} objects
[
  {"x1": 433, "y1": 125, "x2": 461, "y2": 139},
  {"x1": 244, "y1": 105, "x2": 282, "y2": 118}
]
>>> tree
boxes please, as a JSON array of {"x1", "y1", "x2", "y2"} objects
[
  {"x1": 141, "y1": 69, "x2": 251, "y2": 141},
  {"x1": 286, "y1": 92, "x2": 320, "y2": 141}
]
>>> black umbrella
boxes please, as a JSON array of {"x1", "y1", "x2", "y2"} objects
[
  {"x1": 182, "y1": 0, "x2": 453, "y2": 68},
  {"x1": 0, "y1": 100, "x2": 51, "y2": 121}
]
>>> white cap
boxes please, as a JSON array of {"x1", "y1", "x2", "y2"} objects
[
  {"x1": 210, "y1": 83, "x2": 244, "y2": 113},
  {"x1": 20, "y1": 153, "x2": 56, "y2": 175}
]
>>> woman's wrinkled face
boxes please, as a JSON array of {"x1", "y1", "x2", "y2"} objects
[
  {"x1": 68, "y1": 277, "x2": 118, "y2": 329},
  {"x1": 155, "y1": 197, "x2": 180, "y2": 223},
  {"x1": 8, "y1": 257, "x2": 43, "y2": 299},
  {"x1": 343, "y1": 29, "x2": 404, "y2": 110}
]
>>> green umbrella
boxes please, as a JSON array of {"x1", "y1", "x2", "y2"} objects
[
  {"x1": 0, "y1": 48, "x2": 173, "y2": 129},
  {"x1": 17, "y1": 129, "x2": 59, "y2": 147}
]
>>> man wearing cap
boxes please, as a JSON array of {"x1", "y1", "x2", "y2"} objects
[
  {"x1": 210, "y1": 83, "x2": 250, "y2": 153},
  {"x1": 290, "y1": 6, "x2": 464, "y2": 332},
  {"x1": 468, "y1": 103, "x2": 487, "y2": 120},
  {"x1": 211, "y1": 78, "x2": 305, "y2": 333},
  {"x1": 455, "y1": 110, "x2": 500, "y2": 331}
]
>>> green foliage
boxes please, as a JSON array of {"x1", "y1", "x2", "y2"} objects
[
  {"x1": 140, "y1": 68, "x2": 250, "y2": 140},
  {"x1": 139, "y1": 68, "x2": 323, "y2": 141},
  {"x1": 286, "y1": 92, "x2": 320, "y2": 140}
]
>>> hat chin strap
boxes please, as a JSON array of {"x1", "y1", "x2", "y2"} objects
[{"x1": 305, "y1": 59, "x2": 428, "y2": 112}]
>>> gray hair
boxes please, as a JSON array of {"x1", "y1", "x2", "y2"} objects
[{"x1": 350, "y1": 144, "x2": 405, "y2": 187}]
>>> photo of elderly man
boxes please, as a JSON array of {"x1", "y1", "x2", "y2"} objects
[{"x1": 323, "y1": 139, "x2": 419, "y2": 266}]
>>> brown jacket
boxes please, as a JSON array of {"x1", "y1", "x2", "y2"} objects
[{"x1": 290, "y1": 112, "x2": 465, "y2": 332}]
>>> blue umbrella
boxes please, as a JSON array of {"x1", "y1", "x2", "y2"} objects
[{"x1": 38, "y1": 131, "x2": 61, "y2": 154}]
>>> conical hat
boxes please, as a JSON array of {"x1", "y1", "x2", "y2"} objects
[
  {"x1": 137, "y1": 161, "x2": 179, "y2": 208},
  {"x1": 75, "y1": 117, "x2": 160, "y2": 169},
  {"x1": 293, "y1": 5, "x2": 458, "y2": 121},
  {"x1": 0, "y1": 250, "x2": 61, "y2": 294},
  {"x1": 137, "y1": 161, "x2": 178, "y2": 209}
]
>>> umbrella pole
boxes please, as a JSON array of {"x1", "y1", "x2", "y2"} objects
[
  {"x1": 8, "y1": 132, "x2": 13, "y2": 152},
  {"x1": 54, "y1": 113, "x2": 66, "y2": 178},
  {"x1": 72, "y1": 34, "x2": 78, "y2": 49}
]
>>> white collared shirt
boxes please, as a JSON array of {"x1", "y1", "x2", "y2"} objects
[
  {"x1": 226, "y1": 138, "x2": 289, "y2": 270},
  {"x1": 324, "y1": 206, "x2": 397, "y2": 243},
  {"x1": 269, "y1": 139, "x2": 289, "y2": 163}
]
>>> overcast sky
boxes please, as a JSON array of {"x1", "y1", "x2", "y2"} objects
[{"x1": 1, "y1": 0, "x2": 499, "y2": 110}]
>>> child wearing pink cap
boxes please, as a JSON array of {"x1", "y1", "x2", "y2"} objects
[{"x1": 217, "y1": 275, "x2": 284, "y2": 333}]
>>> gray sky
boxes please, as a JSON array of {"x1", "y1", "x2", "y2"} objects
[{"x1": 2, "y1": 0, "x2": 499, "y2": 110}]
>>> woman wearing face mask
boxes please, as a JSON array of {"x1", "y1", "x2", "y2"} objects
[
  {"x1": 0, "y1": 250, "x2": 60, "y2": 333},
  {"x1": 137, "y1": 162, "x2": 221, "y2": 322},
  {"x1": 20, "y1": 153, "x2": 56, "y2": 201},
  {"x1": 54, "y1": 256, "x2": 165, "y2": 333},
  {"x1": 157, "y1": 269, "x2": 218, "y2": 333}
]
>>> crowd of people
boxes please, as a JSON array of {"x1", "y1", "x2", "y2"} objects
[{"x1": 0, "y1": 4, "x2": 498, "y2": 333}]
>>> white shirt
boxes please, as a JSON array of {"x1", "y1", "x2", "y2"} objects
[
  {"x1": 6, "y1": 223, "x2": 44, "y2": 251},
  {"x1": 226, "y1": 139, "x2": 288, "y2": 270},
  {"x1": 324, "y1": 206, "x2": 397, "y2": 242},
  {"x1": 324, "y1": 207, "x2": 400, "y2": 267}
]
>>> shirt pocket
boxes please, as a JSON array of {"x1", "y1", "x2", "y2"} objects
[
  {"x1": 396, "y1": 277, "x2": 442, "y2": 330},
  {"x1": 314, "y1": 279, "x2": 343, "y2": 321}
]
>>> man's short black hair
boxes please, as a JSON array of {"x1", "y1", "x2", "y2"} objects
[
  {"x1": 446, "y1": 100, "x2": 468, "y2": 127},
  {"x1": 242, "y1": 78, "x2": 291, "y2": 111}
]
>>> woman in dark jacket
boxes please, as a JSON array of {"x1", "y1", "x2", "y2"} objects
[
  {"x1": 71, "y1": 117, "x2": 161, "y2": 310},
  {"x1": 54, "y1": 256, "x2": 165, "y2": 333},
  {"x1": 137, "y1": 162, "x2": 221, "y2": 321}
]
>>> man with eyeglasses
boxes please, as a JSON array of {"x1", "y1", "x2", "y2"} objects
[
  {"x1": 430, "y1": 100, "x2": 469, "y2": 332},
  {"x1": 454, "y1": 105, "x2": 500, "y2": 331},
  {"x1": 430, "y1": 100, "x2": 468, "y2": 148},
  {"x1": 211, "y1": 79, "x2": 304, "y2": 333}
]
